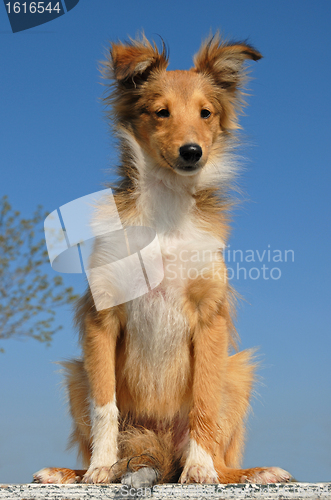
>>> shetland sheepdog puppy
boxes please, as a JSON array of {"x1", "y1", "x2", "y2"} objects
[{"x1": 34, "y1": 34, "x2": 292, "y2": 486}]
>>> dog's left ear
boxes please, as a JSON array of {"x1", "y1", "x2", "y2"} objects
[
  {"x1": 194, "y1": 35, "x2": 262, "y2": 129},
  {"x1": 194, "y1": 35, "x2": 262, "y2": 89}
]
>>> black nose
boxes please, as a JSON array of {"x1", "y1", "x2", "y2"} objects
[{"x1": 179, "y1": 143, "x2": 202, "y2": 163}]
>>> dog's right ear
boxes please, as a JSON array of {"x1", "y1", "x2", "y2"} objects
[{"x1": 109, "y1": 36, "x2": 169, "y2": 87}]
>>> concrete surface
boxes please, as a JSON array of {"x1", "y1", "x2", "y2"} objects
[{"x1": 0, "y1": 482, "x2": 331, "y2": 499}]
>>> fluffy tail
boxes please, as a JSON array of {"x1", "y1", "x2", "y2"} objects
[{"x1": 114, "y1": 426, "x2": 180, "y2": 483}]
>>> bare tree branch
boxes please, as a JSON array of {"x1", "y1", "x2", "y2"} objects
[{"x1": 0, "y1": 196, "x2": 79, "y2": 352}]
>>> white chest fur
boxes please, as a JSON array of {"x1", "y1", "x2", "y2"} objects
[{"x1": 123, "y1": 228, "x2": 223, "y2": 406}]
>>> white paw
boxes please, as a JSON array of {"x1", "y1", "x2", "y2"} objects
[
  {"x1": 242, "y1": 466, "x2": 292, "y2": 484},
  {"x1": 33, "y1": 467, "x2": 78, "y2": 484},
  {"x1": 83, "y1": 466, "x2": 115, "y2": 484},
  {"x1": 180, "y1": 464, "x2": 218, "y2": 484}
]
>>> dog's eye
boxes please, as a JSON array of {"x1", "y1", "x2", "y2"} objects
[
  {"x1": 201, "y1": 109, "x2": 211, "y2": 119},
  {"x1": 155, "y1": 109, "x2": 170, "y2": 118}
]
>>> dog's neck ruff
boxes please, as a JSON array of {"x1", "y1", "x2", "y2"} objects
[{"x1": 119, "y1": 129, "x2": 235, "y2": 241}]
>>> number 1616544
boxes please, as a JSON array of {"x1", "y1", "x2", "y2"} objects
[{"x1": 5, "y1": 2, "x2": 61, "y2": 14}]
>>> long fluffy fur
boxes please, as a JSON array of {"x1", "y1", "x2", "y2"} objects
[{"x1": 33, "y1": 34, "x2": 292, "y2": 487}]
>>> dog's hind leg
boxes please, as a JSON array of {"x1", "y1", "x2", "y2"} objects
[
  {"x1": 33, "y1": 467, "x2": 86, "y2": 484},
  {"x1": 214, "y1": 350, "x2": 292, "y2": 484},
  {"x1": 33, "y1": 359, "x2": 91, "y2": 484},
  {"x1": 63, "y1": 359, "x2": 92, "y2": 467},
  {"x1": 219, "y1": 349, "x2": 256, "y2": 469}
]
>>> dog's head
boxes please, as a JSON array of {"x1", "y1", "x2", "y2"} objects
[{"x1": 102, "y1": 34, "x2": 261, "y2": 177}]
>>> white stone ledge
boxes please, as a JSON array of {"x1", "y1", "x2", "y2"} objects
[{"x1": 1, "y1": 483, "x2": 331, "y2": 500}]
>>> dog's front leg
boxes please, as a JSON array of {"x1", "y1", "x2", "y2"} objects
[
  {"x1": 82, "y1": 310, "x2": 121, "y2": 484},
  {"x1": 180, "y1": 312, "x2": 229, "y2": 484}
]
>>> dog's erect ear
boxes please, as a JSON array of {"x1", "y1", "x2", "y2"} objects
[
  {"x1": 109, "y1": 36, "x2": 169, "y2": 87},
  {"x1": 194, "y1": 34, "x2": 262, "y2": 89},
  {"x1": 194, "y1": 34, "x2": 262, "y2": 129}
]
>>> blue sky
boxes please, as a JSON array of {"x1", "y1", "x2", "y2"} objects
[{"x1": 1, "y1": 0, "x2": 331, "y2": 484}]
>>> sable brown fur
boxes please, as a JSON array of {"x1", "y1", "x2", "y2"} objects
[{"x1": 33, "y1": 33, "x2": 292, "y2": 487}]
